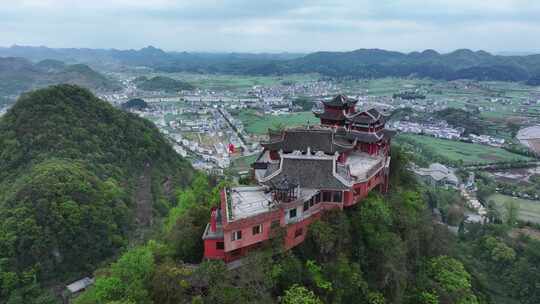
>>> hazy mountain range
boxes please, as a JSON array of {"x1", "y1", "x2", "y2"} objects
[{"x1": 1, "y1": 45, "x2": 540, "y2": 85}]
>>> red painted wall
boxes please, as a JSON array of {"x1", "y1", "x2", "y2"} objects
[
  {"x1": 204, "y1": 171, "x2": 386, "y2": 262},
  {"x1": 224, "y1": 219, "x2": 274, "y2": 252},
  {"x1": 204, "y1": 239, "x2": 225, "y2": 260}
]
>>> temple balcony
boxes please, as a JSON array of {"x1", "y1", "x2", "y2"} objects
[{"x1": 336, "y1": 151, "x2": 385, "y2": 184}]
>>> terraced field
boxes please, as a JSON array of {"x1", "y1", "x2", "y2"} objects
[
  {"x1": 235, "y1": 110, "x2": 317, "y2": 134},
  {"x1": 177, "y1": 73, "x2": 320, "y2": 91},
  {"x1": 396, "y1": 134, "x2": 532, "y2": 165},
  {"x1": 489, "y1": 193, "x2": 540, "y2": 224}
]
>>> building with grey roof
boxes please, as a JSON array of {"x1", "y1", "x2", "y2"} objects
[
  {"x1": 202, "y1": 94, "x2": 394, "y2": 263},
  {"x1": 414, "y1": 163, "x2": 459, "y2": 187}
]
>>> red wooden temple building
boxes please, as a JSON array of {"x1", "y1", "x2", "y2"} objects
[{"x1": 202, "y1": 94, "x2": 394, "y2": 262}]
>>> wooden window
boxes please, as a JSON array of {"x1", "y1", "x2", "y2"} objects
[
  {"x1": 332, "y1": 191, "x2": 343, "y2": 203},
  {"x1": 231, "y1": 230, "x2": 242, "y2": 241},
  {"x1": 322, "y1": 191, "x2": 332, "y2": 202},
  {"x1": 252, "y1": 224, "x2": 262, "y2": 235},
  {"x1": 315, "y1": 192, "x2": 321, "y2": 204},
  {"x1": 303, "y1": 201, "x2": 309, "y2": 211},
  {"x1": 216, "y1": 242, "x2": 224, "y2": 250},
  {"x1": 289, "y1": 208, "x2": 297, "y2": 218}
]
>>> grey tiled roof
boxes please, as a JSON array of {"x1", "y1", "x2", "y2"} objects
[
  {"x1": 314, "y1": 110, "x2": 346, "y2": 122},
  {"x1": 261, "y1": 128, "x2": 354, "y2": 153},
  {"x1": 322, "y1": 94, "x2": 358, "y2": 108},
  {"x1": 264, "y1": 157, "x2": 349, "y2": 190},
  {"x1": 348, "y1": 114, "x2": 385, "y2": 125},
  {"x1": 345, "y1": 130, "x2": 385, "y2": 143},
  {"x1": 346, "y1": 108, "x2": 385, "y2": 125}
]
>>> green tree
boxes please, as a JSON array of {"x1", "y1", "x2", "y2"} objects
[
  {"x1": 151, "y1": 259, "x2": 193, "y2": 304},
  {"x1": 325, "y1": 255, "x2": 369, "y2": 303},
  {"x1": 425, "y1": 256, "x2": 478, "y2": 304},
  {"x1": 504, "y1": 201, "x2": 519, "y2": 227},
  {"x1": 75, "y1": 245, "x2": 155, "y2": 304},
  {"x1": 482, "y1": 236, "x2": 516, "y2": 265},
  {"x1": 281, "y1": 285, "x2": 323, "y2": 304},
  {"x1": 306, "y1": 260, "x2": 332, "y2": 292},
  {"x1": 505, "y1": 240, "x2": 540, "y2": 304},
  {"x1": 307, "y1": 211, "x2": 350, "y2": 258}
]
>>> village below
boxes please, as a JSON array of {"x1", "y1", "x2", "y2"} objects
[{"x1": 107, "y1": 71, "x2": 540, "y2": 229}]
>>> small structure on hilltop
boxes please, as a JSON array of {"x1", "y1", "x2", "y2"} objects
[
  {"x1": 202, "y1": 94, "x2": 395, "y2": 262},
  {"x1": 413, "y1": 163, "x2": 459, "y2": 188},
  {"x1": 65, "y1": 277, "x2": 95, "y2": 300}
]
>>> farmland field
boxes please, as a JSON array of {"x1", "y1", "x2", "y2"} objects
[
  {"x1": 489, "y1": 193, "x2": 540, "y2": 224},
  {"x1": 235, "y1": 110, "x2": 317, "y2": 134},
  {"x1": 175, "y1": 73, "x2": 320, "y2": 91},
  {"x1": 395, "y1": 134, "x2": 532, "y2": 165}
]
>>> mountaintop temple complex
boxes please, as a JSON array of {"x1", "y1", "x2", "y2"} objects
[{"x1": 202, "y1": 94, "x2": 395, "y2": 262}]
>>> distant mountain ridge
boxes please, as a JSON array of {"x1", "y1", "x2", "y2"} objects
[
  {"x1": 0, "y1": 45, "x2": 304, "y2": 67},
  {"x1": 253, "y1": 48, "x2": 540, "y2": 82},
  {"x1": 134, "y1": 75, "x2": 195, "y2": 92},
  {"x1": 2, "y1": 45, "x2": 540, "y2": 84},
  {"x1": 0, "y1": 56, "x2": 121, "y2": 97}
]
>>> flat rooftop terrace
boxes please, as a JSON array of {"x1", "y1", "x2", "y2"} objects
[
  {"x1": 227, "y1": 186, "x2": 273, "y2": 222},
  {"x1": 226, "y1": 186, "x2": 319, "y2": 222},
  {"x1": 345, "y1": 152, "x2": 384, "y2": 180}
]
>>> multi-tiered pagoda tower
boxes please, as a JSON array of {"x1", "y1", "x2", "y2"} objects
[{"x1": 202, "y1": 94, "x2": 394, "y2": 262}]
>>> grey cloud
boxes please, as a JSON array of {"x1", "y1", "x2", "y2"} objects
[{"x1": 0, "y1": 0, "x2": 540, "y2": 52}]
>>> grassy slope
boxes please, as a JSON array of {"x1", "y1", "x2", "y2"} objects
[
  {"x1": 178, "y1": 73, "x2": 319, "y2": 91},
  {"x1": 236, "y1": 110, "x2": 317, "y2": 134},
  {"x1": 396, "y1": 134, "x2": 531, "y2": 164},
  {"x1": 489, "y1": 193, "x2": 540, "y2": 224}
]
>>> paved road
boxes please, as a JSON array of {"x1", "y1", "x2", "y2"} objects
[{"x1": 217, "y1": 108, "x2": 250, "y2": 152}]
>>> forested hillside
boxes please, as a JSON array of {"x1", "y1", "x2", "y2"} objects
[
  {"x1": 0, "y1": 85, "x2": 194, "y2": 303},
  {"x1": 121, "y1": 98, "x2": 149, "y2": 111},
  {"x1": 72, "y1": 147, "x2": 540, "y2": 304},
  {"x1": 68, "y1": 149, "x2": 463, "y2": 303},
  {"x1": 134, "y1": 76, "x2": 195, "y2": 92},
  {"x1": 0, "y1": 57, "x2": 121, "y2": 99}
]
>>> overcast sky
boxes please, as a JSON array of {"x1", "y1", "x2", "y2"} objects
[{"x1": 1, "y1": 0, "x2": 540, "y2": 53}]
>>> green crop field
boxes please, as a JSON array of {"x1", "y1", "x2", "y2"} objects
[
  {"x1": 341, "y1": 77, "x2": 436, "y2": 96},
  {"x1": 489, "y1": 193, "x2": 540, "y2": 224},
  {"x1": 235, "y1": 110, "x2": 317, "y2": 134},
  {"x1": 396, "y1": 134, "x2": 531, "y2": 165},
  {"x1": 173, "y1": 73, "x2": 320, "y2": 91}
]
